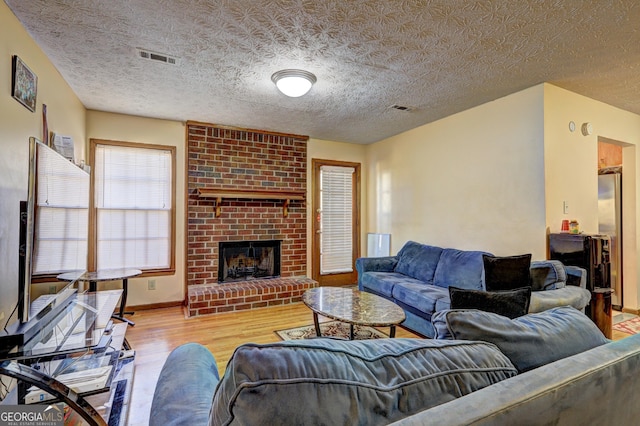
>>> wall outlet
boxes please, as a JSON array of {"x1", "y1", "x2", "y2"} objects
[
  {"x1": 0, "y1": 311, "x2": 5, "y2": 322},
  {"x1": 148, "y1": 279, "x2": 156, "y2": 290},
  {"x1": 49, "y1": 285, "x2": 57, "y2": 294},
  {"x1": 563, "y1": 201, "x2": 569, "y2": 214}
]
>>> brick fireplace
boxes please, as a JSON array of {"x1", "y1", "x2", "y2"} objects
[{"x1": 186, "y1": 122, "x2": 317, "y2": 316}]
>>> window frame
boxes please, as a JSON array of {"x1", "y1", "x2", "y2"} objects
[
  {"x1": 88, "y1": 139, "x2": 176, "y2": 276},
  {"x1": 311, "y1": 159, "x2": 361, "y2": 285},
  {"x1": 30, "y1": 140, "x2": 90, "y2": 282}
]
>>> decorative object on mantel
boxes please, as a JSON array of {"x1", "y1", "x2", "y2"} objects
[
  {"x1": 11, "y1": 55, "x2": 37, "y2": 112},
  {"x1": 196, "y1": 188, "x2": 305, "y2": 218}
]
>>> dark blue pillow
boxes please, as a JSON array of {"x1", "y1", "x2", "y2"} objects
[
  {"x1": 449, "y1": 286, "x2": 531, "y2": 319},
  {"x1": 483, "y1": 253, "x2": 532, "y2": 291}
]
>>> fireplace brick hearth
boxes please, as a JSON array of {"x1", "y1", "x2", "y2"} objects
[
  {"x1": 187, "y1": 276, "x2": 317, "y2": 316},
  {"x1": 186, "y1": 122, "x2": 315, "y2": 316}
]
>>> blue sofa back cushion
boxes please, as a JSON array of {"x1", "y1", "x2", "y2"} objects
[
  {"x1": 211, "y1": 338, "x2": 517, "y2": 426},
  {"x1": 433, "y1": 248, "x2": 490, "y2": 290},
  {"x1": 432, "y1": 306, "x2": 609, "y2": 373},
  {"x1": 394, "y1": 241, "x2": 443, "y2": 283}
]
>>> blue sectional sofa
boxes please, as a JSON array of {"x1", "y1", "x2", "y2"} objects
[
  {"x1": 356, "y1": 240, "x2": 591, "y2": 337},
  {"x1": 149, "y1": 307, "x2": 640, "y2": 425}
]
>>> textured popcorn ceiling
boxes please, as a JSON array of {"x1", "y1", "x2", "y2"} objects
[{"x1": 5, "y1": 0, "x2": 640, "y2": 144}]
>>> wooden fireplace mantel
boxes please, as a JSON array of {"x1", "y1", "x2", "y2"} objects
[{"x1": 195, "y1": 188, "x2": 306, "y2": 217}]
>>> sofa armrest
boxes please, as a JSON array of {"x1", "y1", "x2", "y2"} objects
[
  {"x1": 565, "y1": 265, "x2": 587, "y2": 288},
  {"x1": 356, "y1": 256, "x2": 398, "y2": 274},
  {"x1": 528, "y1": 287, "x2": 592, "y2": 313},
  {"x1": 150, "y1": 343, "x2": 220, "y2": 426},
  {"x1": 390, "y1": 334, "x2": 640, "y2": 426}
]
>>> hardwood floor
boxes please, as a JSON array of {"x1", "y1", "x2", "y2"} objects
[
  {"x1": 124, "y1": 302, "x2": 420, "y2": 425},
  {"x1": 124, "y1": 303, "x2": 633, "y2": 426}
]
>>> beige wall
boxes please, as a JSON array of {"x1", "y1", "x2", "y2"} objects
[
  {"x1": 366, "y1": 85, "x2": 547, "y2": 258},
  {"x1": 306, "y1": 138, "x2": 368, "y2": 275},
  {"x1": 85, "y1": 111, "x2": 186, "y2": 306},
  {"x1": 0, "y1": 3, "x2": 86, "y2": 323},
  {"x1": 543, "y1": 83, "x2": 640, "y2": 311}
]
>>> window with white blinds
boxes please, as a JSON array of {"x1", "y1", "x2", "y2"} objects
[
  {"x1": 93, "y1": 143, "x2": 173, "y2": 271},
  {"x1": 32, "y1": 143, "x2": 89, "y2": 274},
  {"x1": 320, "y1": 165, "x2": 354, "y2": 274}
]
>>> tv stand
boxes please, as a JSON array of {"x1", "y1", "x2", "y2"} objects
[{"x1": 0, "y1": 290, "x2": 134, "y2": 426}]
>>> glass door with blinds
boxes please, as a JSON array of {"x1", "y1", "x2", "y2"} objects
[{"x1": 312, "y1": 159, "x2": 360, "y2": 286}]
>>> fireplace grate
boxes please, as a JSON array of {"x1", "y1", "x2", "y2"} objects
[{"x1": 218, "y1": 240, "x2": 281, "y2": 283}]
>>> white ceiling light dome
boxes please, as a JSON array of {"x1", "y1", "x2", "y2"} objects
[{"x1": 271, "y1": 69, "x2": 316, "y2": 97}]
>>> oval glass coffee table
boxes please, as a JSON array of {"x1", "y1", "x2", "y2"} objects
[{"x1": 302, "y1": 287, "x2": 406, "y2": 339}]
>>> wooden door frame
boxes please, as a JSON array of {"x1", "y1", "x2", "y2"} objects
[{"x1": 311, "y1": 159, "x2": 361, "y2": 285}]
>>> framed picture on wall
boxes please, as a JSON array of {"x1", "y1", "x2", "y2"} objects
[{"x1": 11, "y1": 55, "x2": 38, "y2": 112}]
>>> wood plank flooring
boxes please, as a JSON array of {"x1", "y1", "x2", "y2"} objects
[
  {"x1": 124, "y1": 303, "x2": 632, "y2": 426},
  {"x1": 124, "y1": 302, "x2": 420, "y2": 425}
]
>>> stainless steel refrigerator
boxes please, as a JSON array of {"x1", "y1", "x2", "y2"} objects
[{"x1": 598, "y1": 168, "x2": 622, "y2": 309}]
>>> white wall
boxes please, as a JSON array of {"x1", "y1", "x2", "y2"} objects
[
  {"x1": 543, "y1": 83, "x2": 640, "y2": 311},
  {"x1": 306, "y1": 139, "x2": 368, "y2": 274},
  {"x1": 85, "y1": 111, "x2": 186, "y2": 306},
  {"x1": 0, "y1": 3, "x2": 86, "y2": 325},
  {"x1": 366, "y1": 85, "x2": 547, "y2": 258}
]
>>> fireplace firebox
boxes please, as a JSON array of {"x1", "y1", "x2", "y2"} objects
[{"x1": 218, "y1": 240, "x2": 281, "y2": 283}]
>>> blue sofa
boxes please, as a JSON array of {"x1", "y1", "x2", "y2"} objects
[
  {"x1": 149, "y1": 307, "x2": 640, "y2": 425},
  {"x1": 356, "y1": 240, "x2": 591, "y2": 337}
]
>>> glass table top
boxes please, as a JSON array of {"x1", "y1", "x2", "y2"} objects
[{"x1": 302, "y1": 287, "x2": 405, "y2": 327}]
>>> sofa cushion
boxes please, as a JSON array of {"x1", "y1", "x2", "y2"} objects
[
  {"x1": 392, "y1": 282, "x2": 450, "y2": 317},
  {"x1": 530, "y1": 260, "x2": 567, "y2": 290},
  {"x1": 431, "y1": 306, "x2": 609, "y2": 373},
  {"x1": 360, "y1": 271, "x2": 426, "y2": 298},
  {"x1": 448, "y1": 286, "x2": 532, "y2": 319},
  {"x1": 432, "y1": 248, "x2": 490, "y2": 290},
  {"x1": 394, "y1": 241, "x2": 443, "y2": 283},
  {"x1": 483, "y1": 254, "x2": 532, "y2": 291},
  {"x1": 211, "y1": 338, "x2": 517, "y2": 426}
]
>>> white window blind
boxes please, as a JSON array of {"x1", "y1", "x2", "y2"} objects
[
  {"x1": 94, "y1": 144, "x2": 172, "y2": 270},
  {"x1": 33, "y1": 143, "x2": 89, "y2": 274},
  {"x1": 320, "y1": 165, "x2": 354, "y2": 274}
]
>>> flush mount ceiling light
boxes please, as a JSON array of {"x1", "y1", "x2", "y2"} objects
[{"x1": 271, "y1": 69, "x2": 316, "y2": 97}]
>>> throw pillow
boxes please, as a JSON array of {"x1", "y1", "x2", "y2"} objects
[
  {"x1": 448, "y1": 286, "x2": 531, "y2": 319},
  {"x1": 211, "y1": 338, "x2": 517, "y2": 425},
  {"x1": 483, "y1": 253, "x2": 532, "y2": 291},
  {"x1": 431, "y1": 306, "x2": 610, "y2": 373}
]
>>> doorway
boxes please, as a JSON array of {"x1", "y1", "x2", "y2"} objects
[{"x1": 311, "y1": 159, "x2": 361, "y2": 286}]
